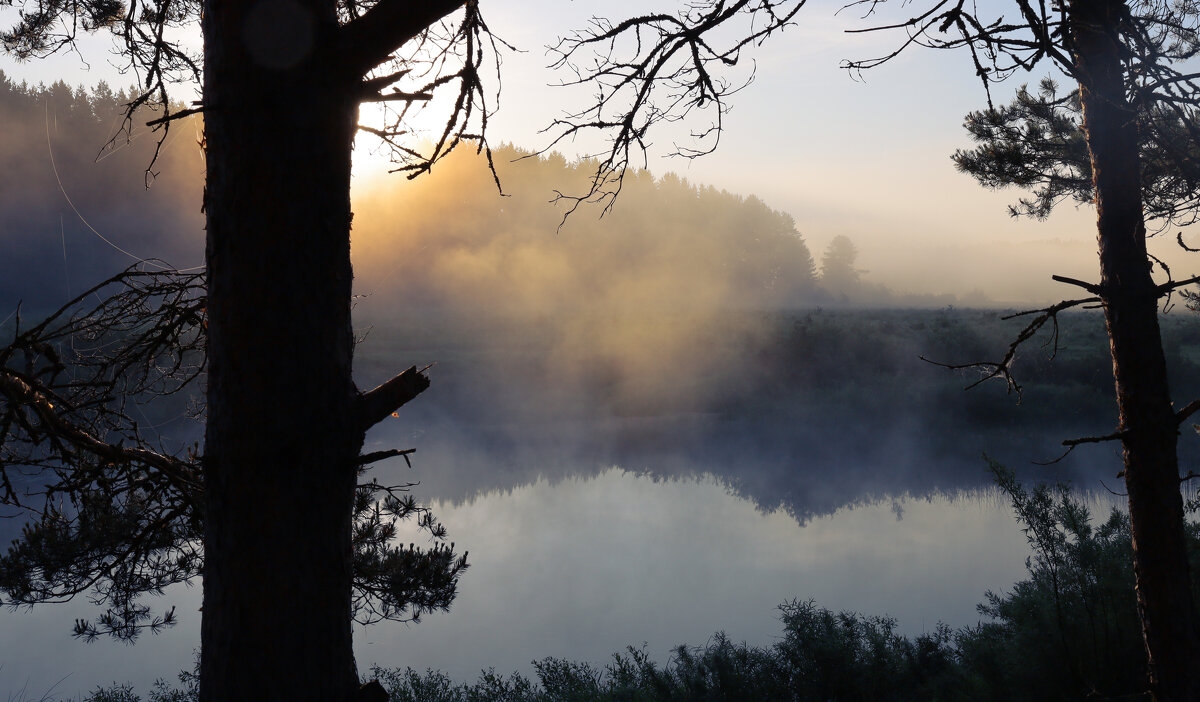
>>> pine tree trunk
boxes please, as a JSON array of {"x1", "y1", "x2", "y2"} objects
[
  {"x1": 1069, "y1": 2, "x2": 1200, "y2": 699},
  {"x1": 199, "y1": 0, "x2": 363, "y2": 698}
]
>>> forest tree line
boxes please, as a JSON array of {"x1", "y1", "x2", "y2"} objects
[{"x1": 1, "y1": 75, "x2": 964, "y2": 319}]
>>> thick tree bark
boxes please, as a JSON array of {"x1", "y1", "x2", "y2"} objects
[
  {"x1": 1069, "y1": 2, "x2": 1200, "y2": 699},
  {"x1": 193, "y1": 0, "x2": 465, "y2": 696},
  {"x1": 200, "y1": 0, "x2": 363, "y2": 699}
]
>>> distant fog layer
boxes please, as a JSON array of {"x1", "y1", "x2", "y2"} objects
[
  {"x1": 358, "y1": 308, "x2": 1200, "y2": 522},
  {"x1": 4, "y1": 77, "x2": 1198, "y2": 523}
]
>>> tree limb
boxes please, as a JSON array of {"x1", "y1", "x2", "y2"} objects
[
  {"x1": 0, "y1": 369, "x2": 201, "y2": 506},
  {"x1": 540, "y1": 0, "x2": 803, "y2": 222},
  {"x1": 359, "y1": 448, "x2": 415, "y2": 467},
  {"x1": 1157, "y1": 274, "x2": 1200, "y2": 296},
  {"x1": 357, "y1": 366, "x2": 431, "y2": 432},
  {"x1": 1062, "y1": 429, "x2": 1127, "y2": 448},
  {"x1": 338, "y1": 0, "x2": 467, "y2": 77},
  {"x1": 1051, "y1": 274, "x2": 1102, "y2": 295},
  {"x1": 360, "y1": 90, "x2": 434, "y2": 104},
  {"x1": 145, "y1": 103, "x2": 206, "y2": 128},
  {"x1": 1176, "y1": 399, "x2": 1200, "y2": 424},
  {"x1": 361, "y1": 68, "x2": 412, "y2": 95},
  {"x1": 1032, "y1": 428, "x2": 1126, "y2": 465},
  {"x1": 920, "y1": 294, "x2": 1100, "y2": 398}
]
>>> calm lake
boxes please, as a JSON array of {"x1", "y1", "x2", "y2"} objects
[{"x1": 2, "y1": 467, "x2": 1043, "y2": 699}]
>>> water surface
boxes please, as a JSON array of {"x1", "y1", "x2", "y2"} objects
[{"x1": 1, "y1": 467, "x2": 1041, "y2": 698}]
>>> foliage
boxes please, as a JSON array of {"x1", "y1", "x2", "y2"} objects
[
  {"x1": 350, "y1": 480, "x2": 468, "y2": 626},
  {"x1": 917, "y1": 3, "x2": 1200, "y2": 691},
  {"x1": 82, "y1": 683, "x2": 140, "y2": 702},
  {"x1": 964, "y1": 462, "x2": 1156, "y2": 701},
  {"x1": 0, "y1": 268, "x2": 205, "y2": 640},
  {"x1": 953, "y1": 77, "x2": 1200, "y2": 229},
  {"x1": 953, "y1": 80, "x2": 1093, "y2": 220}
]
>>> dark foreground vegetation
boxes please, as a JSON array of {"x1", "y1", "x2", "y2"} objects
[{"x1": 79, "y1": 465, "x2": 1200, "y2": 702}]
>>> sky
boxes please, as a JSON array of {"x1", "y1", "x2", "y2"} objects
[
  {"x1": 429, "y1": 0, "x2": 1196, "y2": 304},
  {"x1": 3, "y1": 0, "x2": 1188, "y2": 304}
]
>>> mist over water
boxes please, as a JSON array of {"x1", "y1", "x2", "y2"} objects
[
  {"x1": 345, "y1": 146, "x2": 1187, "y2": 518},
  {"x1": 353, "y1": 303, "x2": 1160, "y2": 521}
]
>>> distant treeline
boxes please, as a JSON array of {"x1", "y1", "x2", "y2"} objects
[
  {"x1": 351, "y1": 143, "x2": 977, "y2": 315},
  {"x1": 2, "y1": 74, "x2": 968, "y2": 320},
  {"x1": 0, "y1": 73, "x2": 204, "y2": 310},
  {"x1": 352, "y1": 144, "x2": 820, "y2": 315}
]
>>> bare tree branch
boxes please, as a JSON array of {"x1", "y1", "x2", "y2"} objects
[
  {"x1": 357, "y1": 366, "x2": 431, "y2": 432},
  {"x1": 1051, "y1": 275, "x2": 1102, "y2": 295},
  {"x1": 540, "y1": 0, "x2": 804, "y2": 222},
  {"x1": 358, "y1": 448, "x2": 415, "y2": 467},
  {"x1": 921, "y1": 294, "x2": 1100, "y2": 398},
  {"x1": 337, "y1": 0, "x2": 466, "y2": 77}
]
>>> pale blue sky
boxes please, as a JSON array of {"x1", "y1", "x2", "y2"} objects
[{"x1": 419, "y1": 0, "x2": 1198, "y2": 304}]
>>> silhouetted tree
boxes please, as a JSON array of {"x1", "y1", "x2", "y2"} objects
[
  {"x1": 0, "y1": 0, "x2": 499, "y2": 698},
  {"x1": 0, "y1": 266, "x2": 467, "y2": 641},
  {"x1": 850, "y1": 4, "x2": 1200, "y2": 698}
]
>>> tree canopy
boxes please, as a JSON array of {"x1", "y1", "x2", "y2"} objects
[{"x1": 954, "y1": 77, "x2": 1200, "y2": 230}]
